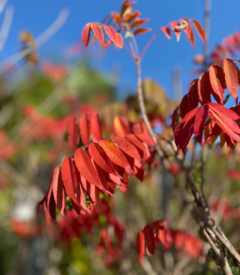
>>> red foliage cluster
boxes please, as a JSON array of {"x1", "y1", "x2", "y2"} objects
[
  {"x1": 0, "y1": 130, "x2": 16, "y2": 159},
  {"x1": 41, "y1": 60, "x2": 68, "y2": 81},
  {"x1": 173, "y1": 58, "x2": 240, "y2": 151},
  {"x1": 211, "y1": 32, "x2": 240, "y2": 64},
  {"x1": 82, "y1": 22, "x2": 123, "y2": 48},
  {"x1": 161, "y1": 18, "x2": 206, "y2": 47},
  {"x1": 38, "y1": 114, "x2": 156, "y2": 221},
  {"x1": 211, "y1": 200, "x2": 240, "y2": 220},
  {"x1": 110, "y1": 0, "x2": 150, "y2": 36},
  {"x1": 137, "y1": 221, "x2": 203, "y2": 259},
  {"x1": 57, "y1": 199, "x2": 124, "y2": 268}
]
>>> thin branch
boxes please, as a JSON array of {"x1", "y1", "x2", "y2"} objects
[
  {"x1": 136, "y1": 58, "x2": 169, "y2": 168},
  {"x1": 141, "y1": 29, "x2": 161, "y2": 60},
  {"x1": 203, "y1": 229, "x2": 232, "y2": 275},
  {"x1": 211, "y1": 226, "x2": 240, "y2": 264},
  {"x1": 0, "y1": 8, "x2": 69, "y2": 70}
]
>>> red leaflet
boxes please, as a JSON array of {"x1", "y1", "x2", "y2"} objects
[
  {"x1": 94, "y1": 162, "x2": 112, "y2": 196},
  {"x1": 113, "y1": 117, "x2": 130, "y2": 137},
  {"x1": 161, "y1": 26, "x2": 171, "y2": 39},
  {"x1": 143, "y1": 225, "x2": 155, "y2": 254},
  {"x1": 181, "y1": 18, "x2": 195, "y2": 47},
  {"x1": 190, "y1": 19, "x2": 206, "y2": 43},
  {"x1": 88, "y1": 143, "x2": 117, "y2": 175},
  {"x1": 61, "y1": 157, "x2": 80, "y2": 206},
  {"x1": 104, "y1": 26, "x2": 118, "y2": 47},
  {"x1": 131, "y1": 19, "x2": 149, "y2": 29},
  {"x1": 99, "y1": 140, "x2": 130, "y2": 169},
  {"x1": 79, "y1": 113, "x2": 90, "y2": 146},
  {"x1": 91, "y1": 23, "x2": 104, "y2": 45},
  {"x1": 67, "y1": 116, "x2": 79, "y2": 149},
  {"x1": 133, "y1": 28, "x2": 151, "y2": 35},
  {"x1": 209, "y1": 65, "x2": 226, "y2": 104},
  {"x1": 223, "y1": 58, "x2": 238, "y2": 101},
  {"x1": 136, "y1": 133, "x2": 155, "y2": 148},
  {"x1": 175, "y1": 107, "x2": 199, "y2": 151},
  {"x1": 193, "y1": 105, "x2": 209, "y2": 143},
  {"x1": 170, "y1": 21, "x2": 181, "y2": 41},
  {"x1": 126, "y1": 134, "x2": 150, "y2": 159},
  {"x1": 111, "y1": 136, "x2": 140, "y2": 160},
  {"x1": 116, "y1": 33, "x2": 123, "y2": 48},
  {"x1": 74, "y1": 148, "x2": 103, "y2": 191},
  {"x1": 82, "y1": 23, "x2": 92, "y2": 47},
  {"x1": 52, "y1": 167, "x2": 65, "y2": 215},
  {"x1": 136, "y1": 230, "x2": 145, "y2": 258},
  {"x1": 90, "y1": 113, "x2": 102, "y2": 142},
  {"x1": 198, "y1": 72, "x2": 212, "y2": 104},
  {"x1": 208, "y1": 103, "x2": 240, "y2": 143},
  {"x1": 180, "y1": 79, "x2": 198, "y2": 118}
]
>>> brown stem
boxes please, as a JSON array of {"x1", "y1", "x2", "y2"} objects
[
  {"x1": 136, "y1": 58, "x2": 169, "y2": 168},
  {"x1": 203, "y1": 229, "x2": 233, "y2": 275}
]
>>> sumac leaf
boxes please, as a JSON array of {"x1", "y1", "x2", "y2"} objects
[
  {"x1": 223, "y1": 58, "x2": 238, "y2": 101},
  {"x1": 82, "y1": 23, "x2": 92, "y2": 47}
]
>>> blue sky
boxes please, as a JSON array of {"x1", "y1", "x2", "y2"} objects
[{"x1": 1, "y1": 0, "x2": 240, "y2": 99}]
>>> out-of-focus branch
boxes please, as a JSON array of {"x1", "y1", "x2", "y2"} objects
[
  {"x1": 0, "y1": 8, "x2": 69, "y2": 70},
  {"x1": 203, "y1": 0, "x2": 211, "y2": 60},
  {"x1": 0, "y1": 0, "x2": 8, "y2": 14},
  {"x1": 0, "y1": 5, "x2": 14, "y2": 52}
]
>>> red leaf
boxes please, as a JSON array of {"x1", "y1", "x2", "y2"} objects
[
  {"x1": 99, "y1": 140, "x2": 130, "y2": 169},
  {"x1": 190, "y1": 19, "x2": 206, "y2": 43},
  {"x1": 82, "y1": 23, "x2": 92, "y2": 47},
  {"x1": 61, "y1": 157, "x2": 80, "y2": 206},
  {"x1": 136, "y1": 133, "x2": 155, "y2": 148},
  {"x1": 143, "y1": 225, "x2": 155, "y2": 254},
  {"x1": 208, "y1": 103, "x2": 240, "y2": 143},
  {"x1": 116, "y1": 33, "x2": 123, "y2": 48},
  {"x1": 88, "y1": 143, "x2": 117, "y2": 175},
  {"x1": 136, "y1": 230, "x2": 145, "y2": 258},
  {"x1": 126, "y1": 134, "x2": 150, "y2": 159},
  {"x1": 104, "y1": 26, "x2": 118, "y2": 47},
  {"x1": 79, "y1": 114, "x2": 90, "y2": 146},
  {"x1": 74, "y1": 148, "x2": 103, "y2": 191},
  {"x1": 175, "y1": 107, "x2": 199, "y2": 151},
  {"x1": 170, "y1": 21, "x2": 181, "y2": 41},
  {"x1": 111, "y1": 136, "x2": 140, "y2": 160},
  {"x1": 180, "y1": 79, "x2": 199, "y2": 118},
  {"x1": 113, "y1": 117, "x2": 130, "y2": 137},
  {"x1": 198, "y1": 72, "x2": 212, "y2": 104},
  {"x1": 193, "y1": 105, "x2": 209, "y2": 143},
  {"x1": 52, "y1": 167, "x2": 65, "y2": 215},
  {"x1": 133, "y1": 28, "x2": 151, "y2": 35},
  {"x1": 67, "y1": 116, "x2": 79, "y2": 149},
  {"x1": 91, "y1": 23, "x2": 104, "y2": 45},
  {"x1": 209, "y1": 65, "x2": 226, "y2": 104},
  {"x1": 90, "y1": 113, "x2": 102, "y2": 142},
  {"x1": 223, "y1": 58, "x2": 238, "y2": 101},
  {"x1": 131, "y1": 19, "x2": 149, "y2": 29},
  {"x1": 181, "y1": 18, "x2": 195, "y2": 47},
  {"x1": 161, "y1": 26, "x2": 171, "y2": 39}
]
